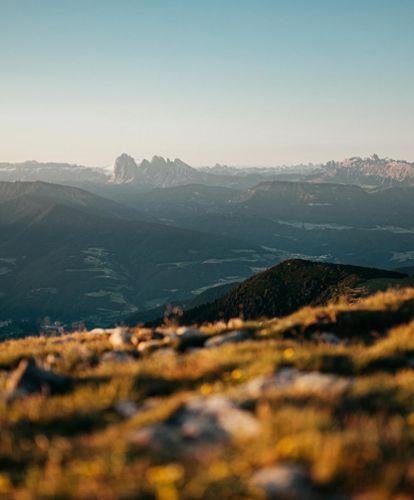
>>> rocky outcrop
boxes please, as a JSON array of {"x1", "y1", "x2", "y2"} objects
[
  {"x1": 112, "y1": 154, "x2": 207, "y2": 187},
  {"x1": 320, "y1": 154, "x2": 414, "y2": 185},
  {"x1": 112, "y1": 153, "x2": 139, "y2": 183},
  {"x1": 129, "y1": 395, "x2": 260, "y2": 457}
]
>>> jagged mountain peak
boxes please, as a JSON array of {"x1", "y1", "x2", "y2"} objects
[
  {"x1": 319, "y1": 154, "x2": 414, "y2": 185},
  {"x1": 112, "y1": 153, "x2": 138, "y2": 183},
  {"x1": 112, "y1": 153, "x2": 204, "y2": 187}
]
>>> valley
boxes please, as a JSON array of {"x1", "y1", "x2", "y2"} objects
[{"x1": 0, "y1": 153, "x2": 413, "y2": 333}]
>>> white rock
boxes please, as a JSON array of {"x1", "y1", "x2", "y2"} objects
[
  {"x1": 130, "y1": 395, "x2": 260, "y2": 456},
  {"x1": 109, "y1": 328, "x2": 132, "y2": 349},
  {"x1": 186, "y1": 396, "x2": 261, "y2": 439},
  {"x1": 205, "y1": 330, "x2": 248, "y2": 348},
  {"x1": 89, "y1": 328, "x2": 108, "y2": 335},
  {"x1": 242, "y1": 368, "x2": 351, "y2": 398},
  {"x1": 251, "y1": 464, "x2": 313, "y2": 499},
  {"x1": 115, "y1": 400, "x2": 139, "y2": 418}
]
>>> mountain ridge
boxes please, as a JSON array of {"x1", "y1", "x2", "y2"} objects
[
  {"x1": 181, "y1": 259, "x2": 409, "y2": 324},
  {"x1": 2, "y1": 153, "x2": 414, "y2": 189}
]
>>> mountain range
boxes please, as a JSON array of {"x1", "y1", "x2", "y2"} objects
[
  {"x1": 124, "y1": 180, "x2": 414, "y2": 269},
  {"x1": 312, "y1": 154, "x2": 414, "y2": 186},
  {"x1": 1, "y1": 154, "x2": 413, "y2": 191}
]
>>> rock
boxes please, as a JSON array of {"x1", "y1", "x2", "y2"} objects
[
  {"x1": 205, "y1": 330, "x2": 249, "y2": 348},
  {"x1": 6, "y1": 358, "x2": 72, "y2": 397},
  {"x1": 116, "y1": 397, "x2": 160, "y2": 419},
  {"x1": 138, "y1": 339, "x2": 171, "y2": 354},
  {"x1": 251, "y1": 464, "x2": 315, "y2": 499},
  {"x1": 312, "y1": 332, "x2": 342, "y2": 345},
  {"x1": 115, "y1": 400, "x2": 139, "y2": 418},
  {"x1": 242, "y1": 368, "x2": 351, "y2": 399},
  {"x1": 109, "y1": 328, "x2": 132, "y2": 350},
  {"x1": 130, "y1": 395, "x2": 260, "y2": 457},
  {"x1": 289, "y1": 370, "x2": 351, "y2": 394},
  {"x1": 112, "y1": 153, "x2": 138, "y2": 183},
  {"x1": 89, "y1": 328, "x2": 108, "y2": 335},
  {"x1": 184, "y1": 396, "x2": 260, "y2": 439},
  {"x1": 174, "y1": 327, "x2": 208, "y2": 352}
]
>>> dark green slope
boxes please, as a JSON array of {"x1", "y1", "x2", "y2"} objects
[{"x1": 181, "y1": 259, "x2": 407, "y2": 323}]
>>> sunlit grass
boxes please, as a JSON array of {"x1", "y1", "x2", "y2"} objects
[{"x1": 0, "y1": 288, "x2": 413, "y2": 498}]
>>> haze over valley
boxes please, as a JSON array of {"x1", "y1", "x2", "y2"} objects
[{"x1": 0, "y1": 153, "x2": 413, "y2": 334}]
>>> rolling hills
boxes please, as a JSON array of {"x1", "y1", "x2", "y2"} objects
[
  {"x1": 125, "y1": 181, "x2": 414, "y2": 269},
  {"x1": 0, "y1": 182, "x2": 276, "y2": 329}
]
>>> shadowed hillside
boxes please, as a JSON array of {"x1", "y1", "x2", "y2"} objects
[
  {"x1": 181, "y1": 259, "x2": 408, "y2": 324},
  {"x1": 0, "y1": 182, "x2": 277, "y2": 328}
]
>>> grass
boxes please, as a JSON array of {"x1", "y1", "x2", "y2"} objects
[{"x1": 0, "y1": 288, "x2": 414, "y2": 498}]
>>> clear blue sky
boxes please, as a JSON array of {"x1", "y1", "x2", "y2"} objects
[{"x1": 0, "y1": 0, "x2": 413, "y2": 166}]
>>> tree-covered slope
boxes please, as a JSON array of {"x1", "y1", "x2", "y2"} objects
[{"x1": 181, "y1": 259, "x2": 407, "y2": 324}]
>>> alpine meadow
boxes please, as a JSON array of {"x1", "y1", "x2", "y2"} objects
[{"x1": 1, "y1": 1, "x2": 414, "y2": 499}]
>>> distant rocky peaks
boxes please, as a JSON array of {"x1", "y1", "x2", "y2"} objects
[
  {"x1": 145, "y1": 156, "x2": 193, "y2": 169},
  {"x1": 113, "y1": 154, "x2": 138, "y2": 183},
  {"x1": 321, "y1": 154, "x2": 414, "y2": 185},
  {"x1": 111, "y1": 152, "x2": 414, "y2": 187},
  {"x1": 112, "y1": 154, "x2": 202, "y2": 186}
]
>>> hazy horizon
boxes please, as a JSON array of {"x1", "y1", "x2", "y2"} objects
[{"x1": 1, "y1": 0, "x2": 413, "y2": 167}]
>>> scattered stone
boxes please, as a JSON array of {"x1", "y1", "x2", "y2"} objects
[
  {"x1": 6, "y1": 358, "x2": 72, "y2": 397},
  {"x1": 174, "y1": 327, "x2": 208, "y2": 352},
  {"x1": 251, "y1": 464, "x2": 315, "y2": 499},
  {"x1": 109, "y1": 328, "x2": 132, "y2": 350},
  {"x1": 242, "y1": 368, "x2": 351, "y2": 399},
  {"x1": 130, "y1": 395, "x2": 260, "y2": 457},
  {"x1": 205, "y1": 330, "x2": 250, "y2": 348}
]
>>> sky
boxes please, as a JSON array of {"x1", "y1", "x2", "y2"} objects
[{"x1": 0, "y1": 0, "x2": 413, "y2": 167}]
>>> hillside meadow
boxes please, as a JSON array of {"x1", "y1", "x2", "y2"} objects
[{"x1": 0, "y1": 288, "x2": 414, "y2": 498}]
